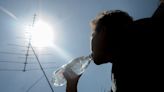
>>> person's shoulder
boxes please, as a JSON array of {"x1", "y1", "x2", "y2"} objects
[
  {"x1": 152, "y1": 3, "x2": 164, "y2": 20},
  {"x1": 129, "y1": 18, "x2": 153, "y2": 33},
  {"x1": 130, "y1": 3, "x2": 164, "y2": 32},
  {"x1": 134, "y1": 18, "x2": 152, "y2": 25}
]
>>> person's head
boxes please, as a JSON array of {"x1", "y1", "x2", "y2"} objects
[{"x1": 90, "y1": 10, "x2": 133, "y2": 65}]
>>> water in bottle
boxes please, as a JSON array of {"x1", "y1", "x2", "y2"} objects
[{"x1": 52, "y1": 55, "x2": 92, "y2": 87}]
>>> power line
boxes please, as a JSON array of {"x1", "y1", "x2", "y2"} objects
[
  {"x1": 0, "y1": 66, "x2": 57, "y2": 72},
  {"x1": 0, "y1": 60, "x2": 56, "y2": 64},
  {"x1": 0, "y1": 69, "x2": 23, "y2": 71},
  {"x1": 30, "y1": 44, "x2": 55, "y2": 92},
  {"x1": 27, "y1": 66, "x2": 58, "y2": 71},
  {"x1": 8, "y1": 43, "x2": 28, "y2": 47},
  {"x1": 0, "y1": 12, "x2": 56, "y2": 92},
  {"x1": 0, "y1": 51, "x2": 31, "y2": 55},
  {"x1": 0, "y1": 1, "x2": 56, "y2": 92},
  {"x1": 0, "y1": 61, "x2": 24, "y2": 64},
  {"x1": 24, "y1": 13, "x2": 55, "y2": 92},
  {"x1": 26, "y1": 75, "x2": 44, "y2": 92}
]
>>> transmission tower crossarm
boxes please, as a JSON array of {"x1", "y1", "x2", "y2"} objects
[
  {"x1": 32, "y1": 14, "x2": 36, "y2": 27},
  {"x1": 23, "y1": 13, "x2": 36, "y2": 72},
  {"x1": 23, "y1": 42, "x2": 31, "y2": 72}
]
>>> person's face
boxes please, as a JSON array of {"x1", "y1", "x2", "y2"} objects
[{"x1": 91, "y1": 25, "x2": 112, "y2": 65}]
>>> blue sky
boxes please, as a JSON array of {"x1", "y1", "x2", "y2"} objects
[{"x1": 0, "y1": 0, "x2": 159, "y2": 92}]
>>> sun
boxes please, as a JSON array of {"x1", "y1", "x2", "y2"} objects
[{"x1": 27, "y1": 20, "x2": 55, "y2": 48}]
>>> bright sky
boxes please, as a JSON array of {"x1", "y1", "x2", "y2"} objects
[{"x1": 0, "y1": 0, "x2": 159, "y2": 92}]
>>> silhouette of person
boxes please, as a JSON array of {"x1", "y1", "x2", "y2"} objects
[{"x1": 64, "y1": 1, "x2": 164, "y2": 92}]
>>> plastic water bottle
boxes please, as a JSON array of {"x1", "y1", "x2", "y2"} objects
[{"x1": 52, "y1": 55, "x2": 92, "y2": 87}]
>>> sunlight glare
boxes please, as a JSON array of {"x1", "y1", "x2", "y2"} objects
[
  {"x1": 52, "y1": 44, "x2": 73, "y2": 62},
  {"x1": 27, "y1": 20, "x2": 55, "y2": 48}
]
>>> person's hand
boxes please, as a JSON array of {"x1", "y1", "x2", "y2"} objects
[
  {"x1": 63, "y1": 69, "x2": 82, "y2": 92},
  {"x1": 64, "y1": 69, "x2": 81, "y2": 84}
]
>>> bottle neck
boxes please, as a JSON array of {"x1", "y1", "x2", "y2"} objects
[{"x1": 87, "y1": 54, "x2": 93, "y2": 61}]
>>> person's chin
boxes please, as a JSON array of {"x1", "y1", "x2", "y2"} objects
[
  {"x1": 94, "y1": 61, "x2": 102, "y2": 65},
  {"x1": 93, "y1": 60, "x2": 109, "y2": 65}
]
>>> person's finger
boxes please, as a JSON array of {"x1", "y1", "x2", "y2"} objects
[{"x1": 63, "y1": 71, "x2": 69, "y2": 79}]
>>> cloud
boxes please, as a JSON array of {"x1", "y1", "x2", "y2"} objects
[{"x1": 0, "y1": 6, "x2": 18, "y2": 21}]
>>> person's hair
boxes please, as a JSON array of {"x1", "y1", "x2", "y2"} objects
[
  {"x1": 90, "y1": 10, "x2": 133, "y2": 32},
  {"x1": 90, "y1": 10, "x2": 133, "y2": 56}
]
